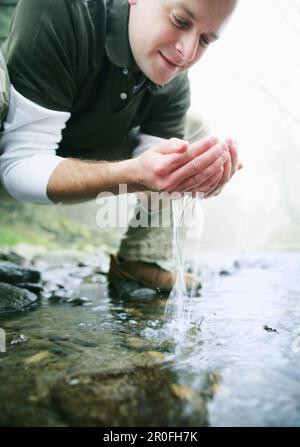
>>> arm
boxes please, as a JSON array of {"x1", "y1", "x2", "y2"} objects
[
  {"x1": 0, "y1": 86, "x2": 228, "y2": 204},
  {"x1": 47, "y1": 136, "x2": 228, "y2": 202}
]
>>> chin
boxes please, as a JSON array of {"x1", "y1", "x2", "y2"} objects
[
  {"x1": 146, "y1": 67, "x2": 174, "y2": 86},
  {"x1": 138, "y1": 56, "x2": 177, "y2": 85}
]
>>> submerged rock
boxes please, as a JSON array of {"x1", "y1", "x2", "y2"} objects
[
  {"x1": 66, "y1": 296, "x2": 93, "y2": 306},
  {"x1": 109, "y1": 279, "x2": 158, "y2": 301},
  {"x1": 47, "y1": 289, "x2": 92, "y2": 306},
  {"x1": 51, "y1": 365, "x2": 208, "y2": 426},
  {"x1": 0, "y1": 282, "x2": 38, "y2": 315},
  {"x1": 9, "y1": 334, "x2": 29, "y2": 345},
  {"x1": 25, "y1": 351, "x2": 52, "y2": 365},
  {"x1": 0, "y1": 261, "x2": 41, "y2": 285}
]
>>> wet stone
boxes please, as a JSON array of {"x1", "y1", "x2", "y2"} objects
[
  {"x1": 0, "y1": 261, "x2": 41, "y2": 285},
  {"x1": 49, "y1": 345, "x2": 72, "y2": 357},
  {"x1": 122, "y1": 336, "x2": 153, "y2": 352},
  {"x1": 108, "y1": 279, "x2": 142, "y2": 299},
  {"x1": 0, "y1": 282, "x2": 38, "y2": 315},
  {"x1": 72, "y1": 338, "x2": 100, "y2": 348},
  {"x1": 9, "y1": 334, "x2": 29, "y2": 345},
  {"x1": 219, "y1": 269, "x2": 231, "y2": 276},
  {"x1": 51, "y1": 365, "x2": 208, "y2": 426},
  {"x1": 13, "y1": 283, "x2": 44, "y2": 295},
  {"x1": 263, "y1": 325, "x2": 279, "y2": 334},
  {"x1": 32, "y1": 250, "x2": 105, "y2": 271},
  {"x1": 66, "y1": 296, "x2": 93, "y2": 306},
  {"x1": 109, "y1": 280, "x2": 158, "y2": 303},
  {"x1": 0, "y1": 251, "x2": 26, "y2": 266},
  {"x1": 47, "y1": 333, "x2": 70, "y2": 342},
  {"x1": 25, "y1": 351, "x2": 52, "y2": 365},
  {"x1": 125, "y1": 288, "x2": 157, "y2": 300},
  {"x1": 47, "y1": 289, "x2": 77, "y2": 304}
]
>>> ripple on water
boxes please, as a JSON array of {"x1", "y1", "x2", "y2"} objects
[
  {"x1": 1, "y1": 251, "x2": 300, "y2": 426},
  {"x1": 161, "y1": 250, "x2": 300, "y2": 427}
]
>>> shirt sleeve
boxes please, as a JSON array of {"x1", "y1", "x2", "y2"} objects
[
  {"x1": 1, "y1": 0, "x2": 78, "y2": 111},
  {"x1": 0, "y1": 84, "x2": 69, "y2": 204},
  {"x1": 140, "y1": 72, "x2": 191, "y2": 140},
  {"x1": 0, "y1": 49, "x2": 10, "y2": 129}
]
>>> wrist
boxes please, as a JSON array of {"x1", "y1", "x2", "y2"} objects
[{"x1": 108, "y1": 158, "x2": 140, "y2": 192}]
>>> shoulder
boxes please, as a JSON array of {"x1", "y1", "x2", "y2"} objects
[
  {"x1": 4, "y1": 0, "x2": 108, "y2": 65},
  {"x1": 11, "y1": 0, "x2": 107, "y2": 33}
]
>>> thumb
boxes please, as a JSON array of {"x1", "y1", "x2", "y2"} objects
[{"x1": 154, "y1": 138, "x2": 189, "y2": 155}]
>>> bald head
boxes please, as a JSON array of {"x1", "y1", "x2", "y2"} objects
[{"x1": 128, "y1": 0, "x2": 238, "y2": 85}]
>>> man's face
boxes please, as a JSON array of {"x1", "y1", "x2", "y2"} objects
[{"x1": 128, "y1": 0, "x2": 237, "y2": 85}]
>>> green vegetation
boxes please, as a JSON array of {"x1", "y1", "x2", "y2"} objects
[{"x1": 0, "y1": 187, "x2": 120, "y2": 252}]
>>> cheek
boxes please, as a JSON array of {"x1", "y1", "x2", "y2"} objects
[{"x1": 150, "y1": 24, "x2": 180, "y2": 50}]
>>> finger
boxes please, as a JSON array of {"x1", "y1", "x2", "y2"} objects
[
  {"x1": 156, "y1": 135, "x2": 219, "y2": 177},
  {"x1": 193, "y1": 144, "x2": 230, "y2": 193},
  {"x1": 155, "y1": 138, "x2": 189, "y2": 155},
  {"x1": 206, "y1": 157, "x2": 242, "y2": 198},
  {"x1": 188, "y1": 135, "x2": 219, "y2": 159},
  {"x1": 202, "y1": 147, "x2": 230, "y2": 190},
  {"x1": 187, "y1": 168, "x2": 224, "y2": 194},
  {"x1": 166, "y1": 142, "x2": 228, "y2": 189},
  {"x1": 157, "y1": 150, "x2": 194, "y2": 176},
  {"x1": 168, "y1": 152, "x2": 227, "y2": 193},
  {"x1": 225, "y1": 137, "x2": 238, "y2": 176},
  {"x1": 223, "y1": 158, "x2": 232, "y2": 183}
]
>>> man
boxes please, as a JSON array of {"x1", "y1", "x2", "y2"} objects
[{"x1": 0, "y1": 0, "x2": 241, "y2": 291}]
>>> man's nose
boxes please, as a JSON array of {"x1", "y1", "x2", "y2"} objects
[{"x1": 175, "y1": 33, "x2": 199, "y2": 64}]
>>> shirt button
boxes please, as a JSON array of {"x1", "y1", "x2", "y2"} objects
[
  {"x1": 122, "y1": 67, "x2": 128, "y2": 75},
  {"x1": 120, "y1": 92, "x2": 127, "y2": 100}
]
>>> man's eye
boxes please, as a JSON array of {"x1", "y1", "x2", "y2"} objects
[
  {"x1": 172, "y1": 14, "x2": 189, "y2": 29},
  {"x1": 200, "y1": 34, "x2": 210, "y2": 46}
]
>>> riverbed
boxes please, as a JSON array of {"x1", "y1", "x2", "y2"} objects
[{"x1": 0, "y1": 251, "x2": 299, "y2": 427}]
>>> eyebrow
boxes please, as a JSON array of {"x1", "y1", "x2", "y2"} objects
[
  {"x1": 174, "y1": 1, "x2": 197, "y2": 20},
  {"x1": 174, "y1": 1, "x2": 220, "y2": 41}
]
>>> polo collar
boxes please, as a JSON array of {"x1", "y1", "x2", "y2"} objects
[
  {"x1": 104, "y1": 0, "x2": 163, "y2": 91},
  {"x1": 105, "y1": 0, "x2": 135, "y2": 69}
]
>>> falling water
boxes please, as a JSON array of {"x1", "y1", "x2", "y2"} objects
[{"x1": 160, "y1": 193, "x2": 205, "y2": 350}]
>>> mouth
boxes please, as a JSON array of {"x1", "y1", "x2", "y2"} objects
[{"x1": 158, "y1": 52, "x2": 181, "y2": 70}]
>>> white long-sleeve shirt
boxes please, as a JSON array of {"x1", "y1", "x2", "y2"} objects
[{"x1": 0, "y1": 85, "x2": 165, "y2": 205}]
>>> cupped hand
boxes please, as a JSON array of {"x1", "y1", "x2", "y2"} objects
[{"x1": 134, "y1": 136, "x2": 226, "y2": 194}]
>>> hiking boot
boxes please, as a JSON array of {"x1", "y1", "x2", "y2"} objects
[{"x1": 108, "y1": 252, "x2": 201, "y2": 292}]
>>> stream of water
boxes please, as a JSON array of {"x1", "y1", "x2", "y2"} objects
[{"x1": 1, "y1": 196, "x2": 300, "y2": 425}]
